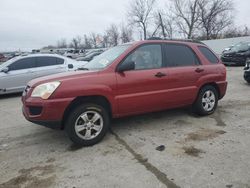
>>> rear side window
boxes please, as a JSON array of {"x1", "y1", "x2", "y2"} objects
[
  {"x1": 198, "y1": 46, "x2": 218, "y2": 64},
  {"x1": 36, "y1": 57, "x2": 64, "y2": 67},
  {"x1": 164, "y1": 44, "x2": 200, "y2": 67},
  {"x1": 9, "y1": 57, "x2": 35, "y2": 71}
]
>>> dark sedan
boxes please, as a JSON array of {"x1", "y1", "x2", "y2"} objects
[
  {"x1": 221, "y1": 42, "x2": 250, "y2": 66},
  {"x1": 244, "y1": 60, "x2": 250, "y2": 83}
]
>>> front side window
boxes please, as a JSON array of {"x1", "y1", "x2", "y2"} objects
[
  {"x1": 122, "y1": 44, "x2": 162, "y2": 70},
  {"x1": 164, "y1": 44, "x2": 200, "y2": 67},
  {"x1": 36, "y1": 57, "x2": 64, "y2": 67},
  {"x1": 8, "y1": 57, "x2": 35, "y2": 71}
]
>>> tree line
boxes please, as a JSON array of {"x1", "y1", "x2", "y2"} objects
[{"x1": 44, "y1": 0, "x2": 250, "y2": 50}]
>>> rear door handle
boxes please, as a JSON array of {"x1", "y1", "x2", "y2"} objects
[
  {"x1": 155, "y1": 72, "x2": 166, "y2": 78},
  {"x1": 195, "y1": 68, "x2": 204, "y2": 73}
]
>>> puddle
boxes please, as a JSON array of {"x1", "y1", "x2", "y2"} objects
[
  {"x1": 0, "y1": 165, "x2": 56, "y2": 188},
  {"x1": 212, "y1": 108, "x2": 227, "y2": 127},
  {"x1": 186, "y1": 129, "x2": 226, "y2": 141},
  {"x1": 182, "y1": 146, "x2": 205, "y2": 157}
]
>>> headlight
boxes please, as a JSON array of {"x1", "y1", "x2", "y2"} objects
[{"x1": 31, "y1": 81, "x2": 60, "y2": 99}]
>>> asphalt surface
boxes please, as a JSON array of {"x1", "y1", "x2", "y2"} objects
[{"x1": 0, "y1": 67, "x2": 250, "y2": 188}]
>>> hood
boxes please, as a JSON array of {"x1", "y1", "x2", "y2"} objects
[
  {"x1": 223, "y1": 50, "x2": 236, "y2": 55},
  {"x1": 28, "y1": 70, "x2": 98, "y2": 88}
]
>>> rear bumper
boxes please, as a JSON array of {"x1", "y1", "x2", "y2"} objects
[
  {"x1": 217, "y1": 81, "x2": 228, "y2": 99},
  {"x1": 22, "y1": 96, "x2": 73, "y2": 129}
]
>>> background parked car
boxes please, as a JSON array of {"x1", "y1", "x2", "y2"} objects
[
  {"x1": 76, "y1": 51, "x2": 103, "y2": 62},
  {"x1": 221, "y1": 42, "x2": 250, "y2": 66},
  {"x1": 222, "y1": 45, "x2": 234, "y2": 53},
  {"x1": 0, "y1": 53, "x2": 6, "y2": 62},
  {"x1": 0, "y1": 54, "x2": 83, "y2": 95},
  {"x1": 244, "y1": 59, "x2": 250, "y2": 83},
  {"x1": 63, "y1": 49, "x2": 85, "y2": 59}
]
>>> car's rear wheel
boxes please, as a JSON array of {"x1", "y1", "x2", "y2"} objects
[
  {"x1": 65, "y1": 103, "x2": 110, "y2": 146},
  {"x1": 193, "y1": 85, "x2": 218, "y2": 116}
]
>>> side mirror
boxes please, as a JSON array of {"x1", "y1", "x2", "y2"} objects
[
  {"x1": 1, "y1": 67, "x2": 9, "y2": 73},
  {"x1": 117, "y1": 61, "x2": 135, "y2": 72},
  {"x1": 68, "y1": 64, "x2": 74, "y2": 69}
]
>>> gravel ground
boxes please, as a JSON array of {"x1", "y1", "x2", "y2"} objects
[{"x1": 0, "y1": 67, "x2": 250, "y2": 188}]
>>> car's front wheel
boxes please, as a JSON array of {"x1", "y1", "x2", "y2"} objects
[
  {"x1": 65, "y1": 104, "x2": 110, "y2": 146},
  {"x1": 193, "y1": 85, "x2": 218, "y2": 116}
]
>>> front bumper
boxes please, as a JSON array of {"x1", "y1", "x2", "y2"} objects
[
  {"x1": 22, "y1": 96, "x2": 73, "y2": 129},
  {"x1": 221, "y1": 56, "x2": 246, "y2": 66}
]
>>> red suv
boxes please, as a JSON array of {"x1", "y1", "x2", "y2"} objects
[{"x1": 22, "y1": 40, "x2": 227, "y2": 146}]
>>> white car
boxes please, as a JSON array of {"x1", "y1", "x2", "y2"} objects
[{"x1": 0, "y1": 54, "x2": 85, "y2": 95}]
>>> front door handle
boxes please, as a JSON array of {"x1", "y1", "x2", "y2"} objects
[
  {"x1": 195, "y1": 68, "x2": 204, "y2": 73},
  {"x1": 155, "y1": 72, "x2": 166, "y2": 78}
]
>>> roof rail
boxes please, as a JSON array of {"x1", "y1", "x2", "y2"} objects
[
  {"x1": 147, "y1": 37, "x2": 163, "y2": 40},
  {"x1": 147, "y1": 37, "x2": 204, "y2": 44}
]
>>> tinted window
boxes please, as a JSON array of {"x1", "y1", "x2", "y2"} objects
[
  {"x1": 198, "y1": 46, "x2": 218, "y2": 64},
  {"x1": 56, "y1": 58, "x2": 64, "y2": 64},
  {"x1": 8, "y1": 57, "x2": 35, "y2": 71},
  {"x1": 122, "y1": 44, "x2": 162, "y2": 70},
  {"x1": 164, "y1": 44, "x2": 199, "y2": 67},
  {"x1": 36, "y1": 57, "x2": 64, "y2": 67}
]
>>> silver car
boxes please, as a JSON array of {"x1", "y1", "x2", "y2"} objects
[{"x1": 0, "y1": 54, "x2": 84, "y2": 95}]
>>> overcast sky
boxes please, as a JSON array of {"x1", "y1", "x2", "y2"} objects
[{"x1": 0, "y1": 0, "x2": 249, "y2": 51}]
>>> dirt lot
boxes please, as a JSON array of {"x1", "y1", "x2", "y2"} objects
[{"x1": 0, "y1": 67, "x2": 250, "y2": 188}]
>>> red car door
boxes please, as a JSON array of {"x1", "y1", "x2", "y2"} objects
[
  {"x1": 115, "y1": 44, "x2": 169, "y2": 116},
  {"x1": 160, "y1": 43, "x2": 203, "y2": 106}
]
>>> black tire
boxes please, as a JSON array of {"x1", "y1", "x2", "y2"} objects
[
  {"x1": 65, "y1": 103, "x2": 110, "y2": 146},
  {"x1": 192, "y1": 85, "x2": 218, "y2": 116}
]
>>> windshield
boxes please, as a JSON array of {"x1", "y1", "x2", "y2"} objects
[
  {"x1": 231, "y1": 42, "x2": 250, "y2": 52},
  {"x1": 84, "y1": 44, "x2": 131, "y2": 70}
]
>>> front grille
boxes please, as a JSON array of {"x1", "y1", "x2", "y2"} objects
[{"x1": 29, "y1": 106, "x2": 42, "y2": 116}]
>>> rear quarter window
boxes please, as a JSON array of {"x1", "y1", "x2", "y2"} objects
[{"x1": 198, "y1": 46, "x2": 219, "y2": 64}]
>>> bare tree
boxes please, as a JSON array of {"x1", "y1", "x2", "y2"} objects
[
  {"x1": 242, "y1": 26, "x2": 250, "y2": 36},
  {"x1": 153, "y1": 10, "x2": 175, "y2": 39},
  {"x1": 70, "y1": 36, "x2": 82, "y2": 49},
  {"x1": 90, "y1": 33, "x2": 98, "y2": 48},
  {"x1": 170, "y1": 0, "x2": 201, "y2": 39},
  {"x1": 102, "y1": 33, "x2": 109, "y2": 48},
  {"x1": 198, "y1": 0, "x2": 234, "y2": 40},
  {"x1": 222, "y1": 25, "x2": 250, "y2": 39},
  {"x1": 57, "y1": 38, "x2": 67, "y2": 48},
  {"x1": 120, "y1": 24, "x2": 133, "y2": 43},
  {"x1": 128, "y1": 0, "x2": 156, "y2": 40},
  {"x1": 83, "y1": 34, "x2": 92, "y2": 49},
  {"x1": 106, "y1": 24, "x2": 120, "y2": 46}
]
